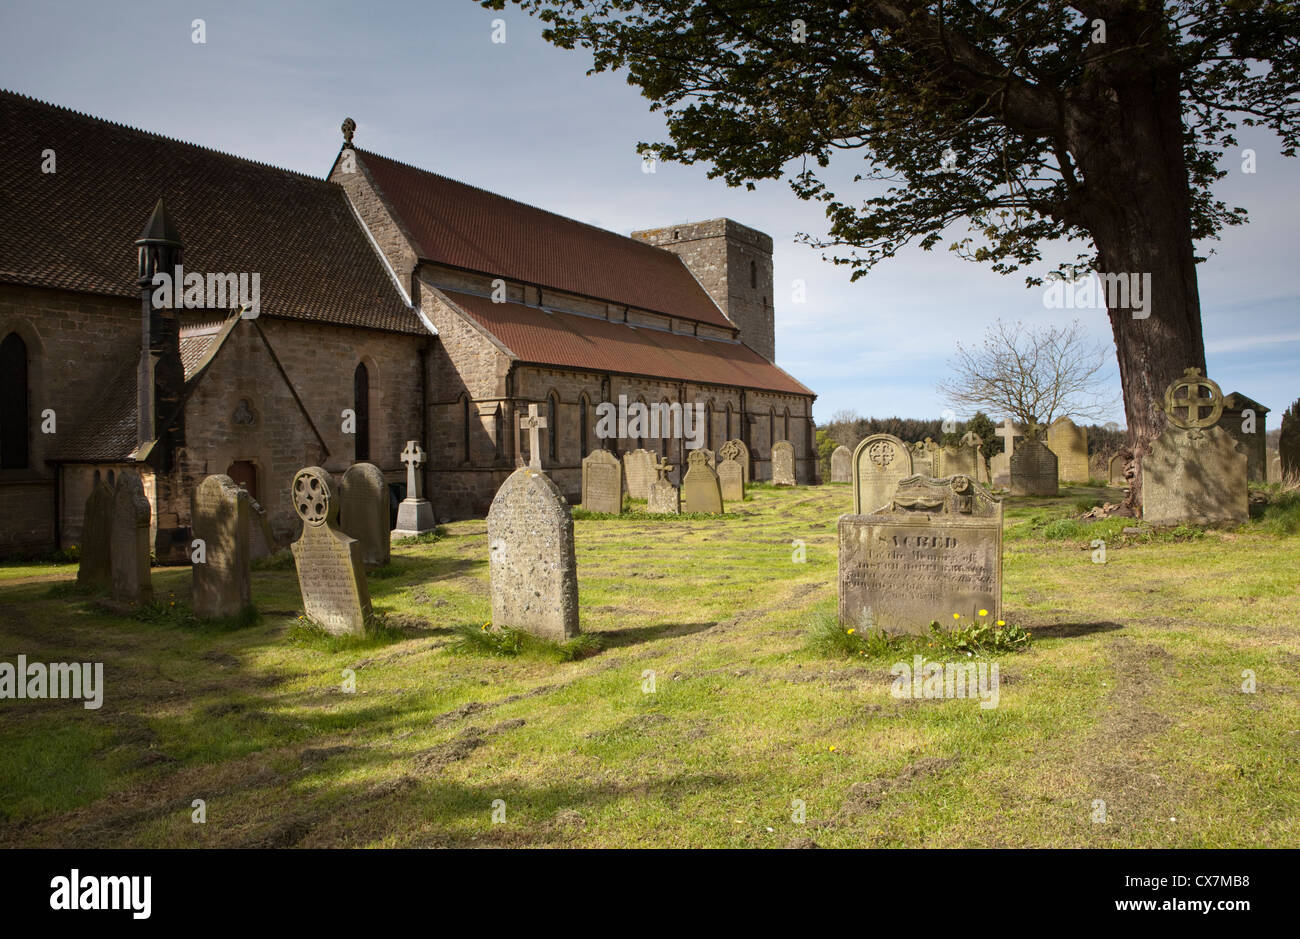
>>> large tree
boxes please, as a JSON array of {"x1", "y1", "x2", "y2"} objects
[{"x1": 488, "y1": 0, "x2": 1300, "y2": 508}]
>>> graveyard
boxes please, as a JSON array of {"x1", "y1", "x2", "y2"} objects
[{"x1": 1, "y1": 476, "x2": 1296, "y2": 848}]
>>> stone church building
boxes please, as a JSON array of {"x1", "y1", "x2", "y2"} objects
[{"x1": 0, "y1": 91, "x2": 816, "y2": 559}]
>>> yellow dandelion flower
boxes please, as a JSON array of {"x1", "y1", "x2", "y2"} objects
[
  {"x1": 978, "y1": 609, "x2": 988, "y2": 617},
  {"x1": 996, "y1": 620, "x2": 1006, "y2": 626},
  {"x1": 953, "y1": 612, "x2": 961, "y2": 620},
  {"x1": 846, "y1": 628, "x2": 856, "y2": 635}
]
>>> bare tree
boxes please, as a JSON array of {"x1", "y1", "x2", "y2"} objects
[{"x1": 937, "y1": 319, "x2": 1116, "y2": 427}]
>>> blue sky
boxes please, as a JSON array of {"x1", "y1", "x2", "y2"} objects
[{"x1": 2, "y1": 0, "x2": 1296, "y2": 425}]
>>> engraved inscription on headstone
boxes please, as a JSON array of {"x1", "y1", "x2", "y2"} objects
[
  {"x1": 771, "y1": 440, "x2": 795, "y2": 485},
  {"x1": 290, "y1": 466, "x2": 371, "y2": 635},
  {"x1": 623, "y1": 448, "x2": 656, "y2": 500},
  {"x1": 647, "y1": 458, "x2": 681, "y2": 514},
  {"x1": 487, "y1": 467, "x2": 580, "y2": 641},
  {"x1": 839, "y1": 475, "x2": 1002, "y2": 635},
  {"x1": 581, "y1": 448, "x2": 623, "y2": 514},
  {"x1": 191, "y1": 474, "x2": 252, "y2": 620},
  {"x1": 719, "y1": 439, "x2": 750, "y2": 485},
  {"x1": 851, "y1": 434, "x2": 912, "y2": 514}
]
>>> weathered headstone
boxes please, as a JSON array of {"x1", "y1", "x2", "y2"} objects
[
  {"x1": 1010, "y1": 432, "x2": 1059, "y2": 496},
  {"x1": 990, "y1": 419, "x2": 1022, "y2": 488},
  {"x1": 647, "y1": 458, "x2": 680, "y2": 514},
  {"x1": 718, "y1": 457, "x2": 744, "y2": 501},
  {"x1": 487, "y1": 467, "x2": 580, "y2": 641},
  {"x1": 851, "y1": 434, "x2": 912, "y2": 514},
  {"x1": 839, "y1": 475, "x2": 1002, "y2": 635},
  {"x1": 1143, "y1": 369, "x2": 1248, "y2": 525},
  {"x1": 340, "y1": 462, "x2": 391, "y2": 567},
  {"x1": 1221, "y1": 393, "x2": 1269, "y2": 483},
  {"x1": 1268, "y1": 449, "x2": 1283, "y2": 483},
  {"x1": 830, "y1": 445, "x2": 852, "y2": 483},
  {"x1": 682, "y1": 449, "x2": 724, "y2": 513},
  {"x1": 939, "y1": 438, "x2": 979, "y2": 479},
  {"x1": 393, "y1": 440, "x2": 435, "y2": 538},
  {"x1": 694, "y1": 447, "x2": 716, "y2": 469},
  {"x1": 719, "y1": 438, "x2": 750, "y2": 484},
  {"x1": 110, "y1": 472, "x2": 152, "y2": 605},
  {"x1": 771, "y1": 440, "x2": 795, "y2": 485},
  {"x1": 1108, "y1": 452, "x2": 1128, "y2": 487},
  {"x1": 191, "y1": 474, "x2": 252, "y2": 620},
  {"x1": 290, "y1": 466, "x2": 371, "y2": 635},
  {"x1": 581, "y1": 448, "x2": 623, "y2": 514},
  {"x1": 910, "y1": 440, "x2": 934, "y2": 477},
  {"x1": 623, "y1": 448, "x2": 656, "y2": 499},
  {"x1": 958, "y1": 431, "x2": 988, "y2": 484},
  {"x1": 77, "y1": 469, "x2": 115, "y2": 591},
  {"x1": 1047, "y1": 416, "x2": 1090, "y2": 484}
]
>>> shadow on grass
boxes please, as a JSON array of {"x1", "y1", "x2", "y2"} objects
[
  {"x1": 1025, "y1": 621, "x2": 1125, "y2": 639},
  {"x1": 592, "y1": 620, "x2": 717, "y2": 649}
]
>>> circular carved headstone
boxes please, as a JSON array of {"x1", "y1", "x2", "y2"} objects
[
  {"x1": 1164, "y1": 367, "x2": 1224, "y2": 430},
  {"x1": 292, "y1": 467, "x2": 335, "y2": 527}
]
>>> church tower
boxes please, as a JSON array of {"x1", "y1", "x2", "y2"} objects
[
  {"x1": 134, "y1": 198, "x2": 185, "y2": 466},
  {"x1": 631, "y1": 218, "x2": 775, "y2": 362}
]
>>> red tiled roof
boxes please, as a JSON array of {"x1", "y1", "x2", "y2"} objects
[
  {"x1": 0, "y1": 90, "x2": 423, "y2": 335},
  {"x1": 442, "y1": 290, "x2": 812, "y2": 397},
  {"x1": 356, "y1": 149, "x2": 736, "y2": 330}
]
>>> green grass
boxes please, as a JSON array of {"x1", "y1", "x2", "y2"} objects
[{"x1": 0, "y1": 482, "x2": 1296, "y2": 847}]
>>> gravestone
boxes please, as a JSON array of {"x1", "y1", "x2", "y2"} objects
[
  {"x1": 290, "y1": 466, "x2": 371, "y2": 635},
  {"x1": 110, "y1": 472, "x2": 152, "y2": 605},
  {"x1": 340, "y1": 462, "x2": 391, "y2": 567},
  {"x1": 518, "y1": 402, "x2": 548, "y2": 469},
  {"x1": 77, "y1": 469, "x2": 115, "y2": 591},
  {"x1": 958, "y1": 432, "x2": 988, "y2": 484},
  {"x1": 830, "y1": 446, "x2": 852, "y2": 483},
  {"x1": 910, "y1": 440, "x2": 934, "y2": 477},
  {"x1": 719, "y1": 438, "x2": 750, "y2": 484},
  {"x1": 939, "y1": 438, "x2": 979, "y2": 479},
  {"x1": 581, "y1": 448, "x2": 623, "y2": 514},
  {"x1": 1010, "y1": 432, "x2": 1059, "y2": 496},
  {"x1": 1220, "y1": 393, "x2": 1269, "y2": 483},
  {"x1": 989, "y1": 419, "x2": 1022, "y2": 488},
  {"x1": 392, "y1": 440, "x2": 435, "y2": 538},
  {"x1": 623, "y1": 448, "x2": 656, "y2": 500},
  {"x1": 1108, "y1": 453, "x2": 1128, "y2": 487},
  {"x1": 1143, "y1": 369, "x2": 1248, "y2": 525},
  {"x1": 682, "y1": 449, "x2": 724, "y2": 513},
  {"x1": 1268, "y1": 449, "x2": 1282, "y2": 483},
  {"x1": 839, "y1": 474, "x2": 1002, "y2": 635},
  {"x1": 718, "y1": 457, "x2": 744, "y2": 501},
  {"x1": 191, "y1": 474, "x2": 252, "y2": 620},
  {"x1": 1047, "y1": 416, "x2": 1090, "y2": 484},
  {"x1": 487, "y1": 467, "x2": 580, "y2": 641},
  {"x1": 851, "y1": 434, "x2": 912, "y2": 514},
  {"x1": 647, "y1": 458, "x2": 680, "y2": 514},
  {"x1": 771, "y1": 440, "x2": 795, "y2": 485},
  {"x1": 693, "y1": 447, "x2": 716, "y2": 469}
]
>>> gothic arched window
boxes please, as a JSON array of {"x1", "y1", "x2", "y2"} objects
[
  {"x1": 579, "y1": 393, "x2": 590, "y2": 458},
  {"x1": 783, "y1": 407, "x2": 790, "y2": 442},
  {"x1": 353, "y1": 363, "x2": 371, "y2": 461},
  {"x1": 749, "y1": 259, "x2": 757, "y2": 289},
  {"x1": 1, "y1": 333, "x2": 30, "y2": 469},
  {"x1": 547, "y1": 392, "x2": 559, "y2": 464},
  {"x1": 705, "y1": 403, "x2": 714, "y2": 451},
  {"x1": 462, "y1": 395, "x2": 471, "y2": 463},
  {"x1": 768, "y1": 407, "x2": 776, "y2": 451}
]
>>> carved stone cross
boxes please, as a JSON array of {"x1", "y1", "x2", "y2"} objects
[
  {"x1": 400, "y1": 440, "x2": 426, "y2": 498},
  {"x1": 996, "y1": 419, "x2": 1022, "y2": 456},
  {"x1": 654, "y1": 458, "x2": 673, "y2": 483},
  {"x1": 519, "y1": 403, "x2": 547, "y2": 469}
]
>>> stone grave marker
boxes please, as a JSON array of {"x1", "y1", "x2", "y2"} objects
[
  {"x1": 1268, "y1": 449, "x2": 1282, "y2": 483},
  {"x1": 1221, "y1": 392, "x2": 1269, "y2": 483},
  {"x1": 1143, "y1": 369, "x2": 1248, "y2": 525},
  {"x1": 581, "y1": 448, "x2": 623, "y2": 514},
  {"x1": 647, "y1": 459, "x2": 680, "y2": 514},
  {"x1": 487, "y1": 467, "x2": 580, "y2": 641},
  {"x1": 718, "y1": 457, "x2": 744, "y2": 501},
  {"x1": 1047, "y1": 416, "x2": 1090, "y2": 484},
  {"x1": 191, "y1": 474, "x2": 252, "y2": 619},
  {"x1": 77, "y1": 469, "x2": 115, "y2": 592},
  {"x1": 719, "y1": 438, "x2": 750, "y2": 484},
  {"x1": 939, "y1": 437, "x2": 979, "y2": 479},
  {"x1": 990, "y1": 419, "x2": 1022, "y2": 487},
  {"x1": 623, "y1": 448, "x2": 656, "y2": 500},
  {"x1": 1010, "y1": 431, "x2": 1059, "y2": 496},
  {"x1": 340, "y1": 462, "x2": 391, "y2": 567},
  {"x1": 911, "y1": 440, "x2": 935, "y2": 477},
  {"x1": 111, "y1": 472, "x2": 153, "y2": 605},
  {"x1": 518, "y1": 402, "x2": 548, "y2": 469},
  {"x1": 830, "y1": 445, "x2": 852, "y2": 483},
  {"x1": 839, "y1": 474, "x2": 1002, "y2": 635},
  {"x1": 852, "y1": 433, "x2": 912, "y2": 514},
  {"x1": 290, "y1": 466, "x2": 371, "y2": 635},
  {"x1": 771, "y1": 440, "x2": 796, "y2": 485},
  {"x1": 393, "y1": 440, "x2": 435, "y2": 538},
  {"x1": 1108, "y1": 452, "x2": 1128, "y2": 487},
  {"x1": 682, "y1": 449, "x2": 724, "y2": 513}
]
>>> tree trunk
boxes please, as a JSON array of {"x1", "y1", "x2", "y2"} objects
[{"x1": 1067, "y1": 69, "x2": 1206, "y2": 514}]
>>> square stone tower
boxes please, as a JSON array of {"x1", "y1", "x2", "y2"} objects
[{"x1": 631, "y1": 218, "x2": 775, "y2": 362}]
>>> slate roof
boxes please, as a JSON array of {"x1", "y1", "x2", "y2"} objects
[
  {"x1": 51, "y1": 358, "x2": 140, "y2": 462},
  {"x1": 441, "y1": 289, "x2": 813, "y2": 397},
  {"x1": 0, "y1": 90, "x2": 422, "y2": 334},
  {"x1": 355, "y1": 149, "x2": 737, "y2": 331}
]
